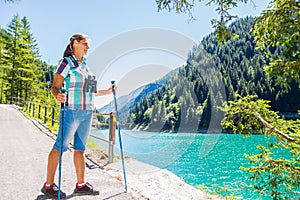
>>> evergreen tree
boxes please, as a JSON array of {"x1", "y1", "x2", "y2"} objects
[
  {"x1": 5, "y1": 15, "x2": 42, "y2": 101},
  {"x1": 0, "y1": 15, "x2": 54, "y2": 105}
]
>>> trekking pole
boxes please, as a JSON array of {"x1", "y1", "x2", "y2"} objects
[
  {"x1": 111, "y1": 81, "x2": 128, "y2": 192},
  {"x1": 58, "y1": 89, "x2": 66, "y2": 200}
]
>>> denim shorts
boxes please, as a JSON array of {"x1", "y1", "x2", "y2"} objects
[{"x1": 53, "y1": 107, "x2": 92, "y2": 152}]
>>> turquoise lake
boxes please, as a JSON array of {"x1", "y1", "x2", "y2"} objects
[{"x1": 90, "y1": 130, "x2": 286, "y2": 199}]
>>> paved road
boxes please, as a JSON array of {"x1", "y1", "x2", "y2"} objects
[{"x1": 0, "y1": 104, "x2": 139, "y2": 200}]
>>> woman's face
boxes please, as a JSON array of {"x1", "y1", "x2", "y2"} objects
[{"x1": 74, "y1": 38, "x2": 90, "y2": 57}]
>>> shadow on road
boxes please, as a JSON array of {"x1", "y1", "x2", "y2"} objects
[
  {"x1": 35, "y1": 192, "x2": 126, "y2": 200},
  {"x1": 101, "y1": 192, "x2": 127, "y2": 200},
  {"x1": 35, "y1": 194, "x2": 53, "y2": 200}
]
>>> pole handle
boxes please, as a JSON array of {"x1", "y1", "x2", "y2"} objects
[
  {"x1": 60, "y1": 89, "x2": 66, "y2": 108},
  {"x1": 110, "y1": 80, "x2": 116, "y2": 94}
]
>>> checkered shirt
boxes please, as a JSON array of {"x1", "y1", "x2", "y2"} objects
[{"x1": 56, "y1": 55, "x2": 94, "y2": 110}]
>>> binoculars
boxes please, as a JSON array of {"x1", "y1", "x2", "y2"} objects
[{"x1": 84, "y1": 75, "x2": 97, "y2": 93}]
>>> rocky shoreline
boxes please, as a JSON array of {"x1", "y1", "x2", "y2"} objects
[{"x1": 85, "y1": 146, "x2": 224, "y2": 200}]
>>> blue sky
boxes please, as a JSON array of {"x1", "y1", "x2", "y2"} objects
[
  {"x1": 1, "y1": 0, "x2": 269, "y2": 65},
  {"x1": 0, "y1": 0, "x2": 270, "y2": 107}
]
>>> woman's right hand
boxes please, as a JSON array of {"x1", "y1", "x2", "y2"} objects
[{"x1": 56, "y1": 92, "x2": 67, "y2": 104}]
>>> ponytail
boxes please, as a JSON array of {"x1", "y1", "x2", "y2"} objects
[{"x1": 63, "y1": 44, "x2": 72, "y2": 57}]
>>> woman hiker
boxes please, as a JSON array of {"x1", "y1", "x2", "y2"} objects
[{"x1": 41, "y1": 33, "x2": 114, "y2": 198}]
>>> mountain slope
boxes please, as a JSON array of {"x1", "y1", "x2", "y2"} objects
[{"x1": 127, "y1": 17, "x2": 300, "y2": 133}]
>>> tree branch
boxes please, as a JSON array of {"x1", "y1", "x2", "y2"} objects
[{"x1": 249, "y1": 106, "x2": 296, "y2": 142}]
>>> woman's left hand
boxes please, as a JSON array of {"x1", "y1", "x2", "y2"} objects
[{"x1": 95, "y1": 82, "x2": 116, "y2": 96}]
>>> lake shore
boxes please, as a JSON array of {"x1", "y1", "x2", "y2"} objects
[{"x1": 86, "y1": 147, "x2": 224, "y2": 200}]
